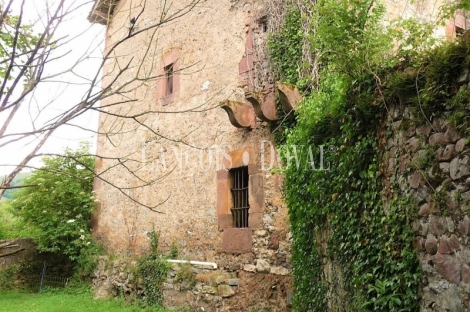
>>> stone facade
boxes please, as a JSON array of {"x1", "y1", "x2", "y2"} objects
[
  {"x1": 89, "y1": 0, "x2": 293, "y2": 309},
  {"x1": 94, "y1": 256, "x2": 292, "y2": 311},
  {"x1": 382, "y1": 86, "x2": 470, "y2": 310}
]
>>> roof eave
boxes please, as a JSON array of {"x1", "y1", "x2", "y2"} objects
[{"x1": 88, "y1": 0, "x2": 120, "y2": 25}]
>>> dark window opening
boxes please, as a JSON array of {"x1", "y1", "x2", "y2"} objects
[
  {"x1": 230, "y1": 167, "x2": 249, "y2": 228},
  {"x1": 164, "y1": 63, "x2": 174, "y2": 95},
  {"x1": 456, "y1": 25, "x2": 465, "y2": 36},
  {"x1": 261, "y1": 19, "x2": 268, "y2": 32}
]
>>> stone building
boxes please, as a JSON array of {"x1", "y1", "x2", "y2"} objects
[
  {"x1": 89, "y1": 0, "x2": 294, "y2": 310},
  {"x1": 87, "y1": 0, "x2": 468, "y2": 310}
]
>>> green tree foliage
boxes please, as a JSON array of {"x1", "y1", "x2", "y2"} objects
[
  {"x1": 0, "y1": 5, "x2": 40, "y2": 82},
  {"x1": 10, "y1": 142, "x2": 95, "y2": 261},
  {"x1": 1, "y1": 172, "x2": 31, "y2": 200}
]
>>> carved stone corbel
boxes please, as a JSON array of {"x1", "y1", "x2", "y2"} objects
[
  {"x1": 276, "y1": 82, "x2": 303, "y2": 112},
  {"x1": 245, "y1": 91, "x2": 278, "y2": 122},
  {"x1": 221, "y1": 100, "x2": 256, "y2": 129}
]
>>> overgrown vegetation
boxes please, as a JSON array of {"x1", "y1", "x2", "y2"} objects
[
  {"x1": 137, "y1": 231, "x2": 171, "y2": 307},
  {"x1": 9, "y1": 142, "x2": 96, "y2": 264},
  {"x1": 269, "y1": 0, "x2": 470, "y2": 310}
]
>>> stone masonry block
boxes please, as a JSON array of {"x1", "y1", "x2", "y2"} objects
[
  {"x1": 249, "y1": 174, "x2": 265, "y2": 213},
  {"x1": 222, "y1": 228, "x2": 252, "y2": 254}
]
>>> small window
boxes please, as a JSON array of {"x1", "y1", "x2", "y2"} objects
[
  {"x1": 164, "y1": 63, "x2": 174, "y2": 95},
  {"x1": 456, "y1": 25, "x2": 465, "y2": 37},
  {"x1": 259, "y1": 18, "x2": 268, "y2": 33},
  {"x1": 230, "y1": 167, "x2": 249, "y2": 228}
]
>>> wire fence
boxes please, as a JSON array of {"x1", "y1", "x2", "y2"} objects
[{"x1": 30, "y1": 262, "x2": 71, "y2": 292}]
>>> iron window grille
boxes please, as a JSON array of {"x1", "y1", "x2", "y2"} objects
[
  {"x1": 230, "y1": 167, "x2": 249, "y2": 228},
  {"x1": 164, "y1": 63, "x2": 174, "y2": 95}
]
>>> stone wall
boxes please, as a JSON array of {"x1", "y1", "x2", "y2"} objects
[
  {"x1": 94, "y1": 255, "x2": 292, "y2": 311},
  {"x1": 383, "y1": 103, "x2": 470, "y2": 310}
]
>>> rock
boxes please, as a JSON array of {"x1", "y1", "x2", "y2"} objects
[
  {"x1": 386, "y1": 137, "x2": 396, "y2": 149},
  {"x1": 448, "y1": 234, "x2": 460, "y2": 252},
  {"x1": 268, "y1": 233, "x2": 280, "y2": 249},
  {"x1": 413, "y1": 236, "x2": 425, "y2": 250},
  {"x1": 438, "y1": 236, "x2": 451, "y2": 254},
  {"x1": 419, "y1": 203, "x2": 431, "y2": 217},
  {"x1": 440, "y1": 162, "x2": 450, "y2": 173},
  {"x1": 446, "y1": 217, "x2": 455, "y2": 233},
  {"x1": 425, "y1": 235, "x2": 438, "y2": 255},
  {"x1": 429, "y1": 133, "x2": 445, "y2": 146},
  {"x1": 428, "y1": 164, "x2": 447, "y2": 182},
  {"x1": 414, "y1": 187, "x2": 430, "y2": 205},
  {"x1": 218, "y1": 285, "x2": 235, "y2": 297},
  {"x1": 444, "y1": 128, "x2": 460, "y2": 143},
  {"x1": 255, "y1": 230, "x2": 267, "y2": 237},
  {"x1": 287, "y1": 290, "x2": 293, "y2": 307},
  {"x1": 243, "y1": 264, "x2": 256, "y2": 272},
  {"x1": 270, "y1": 266, "x2": 290, "y2": 276},
  {"x1": 450, "y1": 156, "x2": 470, "y2": 180},
  {"x1": 456, "y1": 138, "x2": 466, "y2": 153},
  {"x1": 438, "y1": 284, "x2": 464, "y2": 311},
  {"x1": 433, "y1": 253, "x2": 461, "y2": 284},
  {"x1": 399, "y1": 155, "x2": 409, "y2": 173},
  {"x1": 467, "y1": 177, "x2": 470, "y2": 185},
  {"x1": 256, "y1": 259, "x2": 270, "y2": 273},
  {"x1": 405, "y1": 124, "x2": 416, "y2": 137},
  {"x1": 405, "y1": 137, "x2": 420, "y2": 153},
  {"x1": 430, "y1": 216, "x2": 446, "y2": 236},
  {"x1": 228, "y1": 279, "x2": 240, "y2": 286},
  {"x1": 408, "y1": 171, "x2": 424, "y2": 189},
  {"x1": 462, "y1": 264, "x2": 470, "y2": 284},
  {"x1": 416, "y1": 124, "x2": 432, "y2": 137},
  {"x1": 202, "y1": 285, "x2": 218, "y2": 295},
  {"x1": 432, "y1": 118, "x2": 449, "y2": 132},
  {"x1": 436, "y1": 145, "x2": 455, "y2": 161},
  {"x1": 458, "y1": 216, "x2": 470, "y2": 235}
]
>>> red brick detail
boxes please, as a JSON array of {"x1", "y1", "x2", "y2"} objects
[
  {"x1": 217, "y1": 169, "x2": 230, "y2": 180},
  {"x1": 156, "y1": 49, "x2": 180, "y2": 105},
  {"x1": 249, "y1": 212, "x2": 263, "y2": 229},
  {"x1": 222, "y1": 228, "x2": 252, "y2": 253},
  {"x1": 249, "y1": 174, "x2": 265, "y2": 213},
  {"x1": 217, "y1": 177, "x2": 230, "y2": 215},
  {"x1": 218, "y1": 214, "x2": 233, "y2": 231}
]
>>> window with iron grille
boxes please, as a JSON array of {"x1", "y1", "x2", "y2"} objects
[
  {"x1": 164, "y1": 63, "x2": 174, "y2": 95},
  {"x1": 230, "y1": 167, "x2": 249, "y2": 228}
]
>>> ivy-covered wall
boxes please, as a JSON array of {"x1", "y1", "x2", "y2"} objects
[{"x1": 268, "y1": 0, "x2": 470, "y2": 311}]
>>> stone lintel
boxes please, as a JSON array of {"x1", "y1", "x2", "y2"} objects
[{"x1": 221, "y1": 228, "x2": 252, "y2": 253}]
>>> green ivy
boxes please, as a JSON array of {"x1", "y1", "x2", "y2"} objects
[
  {"x1": 268, "y1": 0, "x2": 438, "y2": 310},
  {"x1": 137, "y1": 231, "x2": 170, "y2": 307}
]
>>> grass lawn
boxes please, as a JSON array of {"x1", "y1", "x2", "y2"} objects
[{"x1": 0, "y1": 291, "x2": 173, "y2": 312}]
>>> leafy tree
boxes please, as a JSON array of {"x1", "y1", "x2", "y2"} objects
[{"x1": 11, "y1": 142, "x2": 95, "y2": 261}]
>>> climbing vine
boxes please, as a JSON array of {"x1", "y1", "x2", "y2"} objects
[
  {"x1": 137, "y1": 231, "x2": 170, "y2": 306},
  {"x1": 269, "y1": 0, "x2": 470, "y2": 310}
]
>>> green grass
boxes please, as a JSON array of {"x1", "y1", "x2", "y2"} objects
[{"x1": 0, "y1": 291, "x2": 174, "y2": 312}]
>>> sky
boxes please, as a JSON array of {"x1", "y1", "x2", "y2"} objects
[{"x1": 0, "y1": 0, "x2": 105, "y2": 176}]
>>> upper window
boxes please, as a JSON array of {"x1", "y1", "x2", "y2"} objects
[
  {"x1": 230, "y1": 166, "x2": 249, "y2": 228},
  {"x1": 164, "y1": 63, "x2": 174, "y2": 96}
]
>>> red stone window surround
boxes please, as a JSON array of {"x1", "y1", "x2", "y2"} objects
[
  {"x1": 157, "y1": 49, "x2": 180, "y2": 106},
  {"x1": 446, "y1": 12, "x2": 470, "y2": 40},
  {"x1": 217, "y1": 148, "x2": 265, "y2": 254}
]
